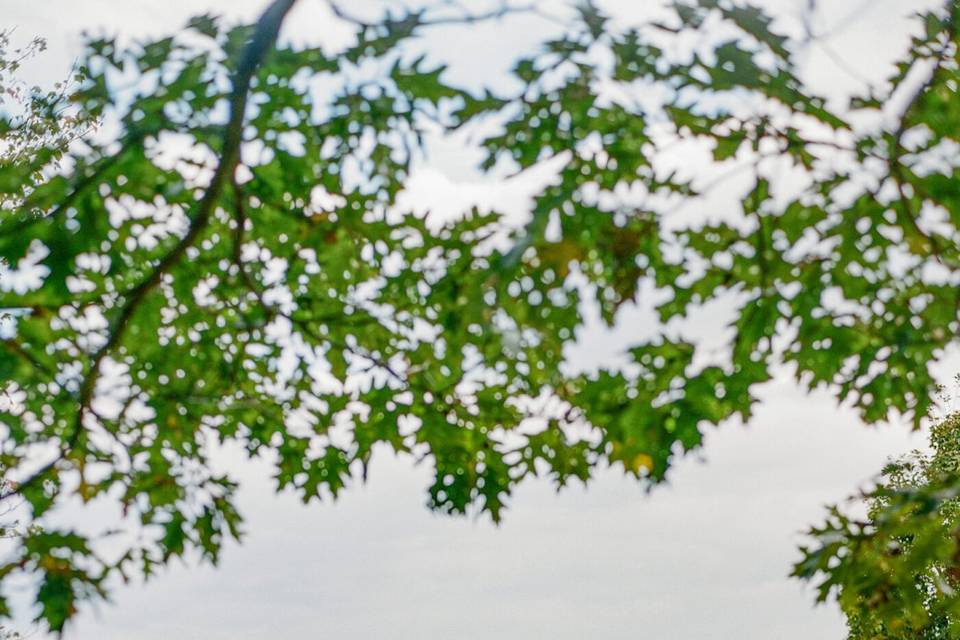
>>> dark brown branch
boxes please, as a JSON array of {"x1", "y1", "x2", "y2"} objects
[
  {"x1": 3, "y1": 0, "x2": 299, "y2": 502},
  {"x1": 1, "y1": 339, "x2": 57, "y2": 378}
]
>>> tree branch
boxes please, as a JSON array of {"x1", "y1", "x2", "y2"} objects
[
  {"x1": 3, "y1": 0, "x2": 299, "y2": 502},
  {"x1": 324, "y1": 0, "x2": 553, "y2": 31}
]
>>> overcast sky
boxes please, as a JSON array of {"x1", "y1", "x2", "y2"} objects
[{"x1": 1, "y1": 0, "x2": 950, "y2": 638}]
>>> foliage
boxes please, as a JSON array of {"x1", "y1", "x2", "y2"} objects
[
  {"x1": 794, "y1": 413, "x2": 960, "y2": 640},
  {"x1": 0, "y1": 0, "x2": 958, "y2": 631},
  {"x1": 0, "y1": 30, "x2": 95, "y2": 637},
  {"x1": 0, "y1": 31, "x2": 95, "y2": 214}
]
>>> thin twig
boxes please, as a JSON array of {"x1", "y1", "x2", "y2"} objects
[
  {"x1": 889, "y1": 12, "x2": 957, "y2": 266},
  {"x1": 324, "y1": 0, "x2": 555, "y2": 30}
]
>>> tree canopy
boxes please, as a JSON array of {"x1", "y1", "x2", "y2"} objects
[
  {"x1": 796, "y1": 411, "x2": 960, "y2": 640},
  {"x1": 1, "y1": 0, "x2": 959, "y2": 631}
]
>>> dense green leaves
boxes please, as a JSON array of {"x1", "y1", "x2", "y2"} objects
[
  {"x1": 1, "y1": 0, "x2": 960, "y2": 631},
  {"x1": 795, "y1": 414, "x2": 960, "y2": 640}
]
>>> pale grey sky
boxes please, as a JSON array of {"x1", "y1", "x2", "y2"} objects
[{"x1": 0, "y1": 1, "x2": 948, "y2": 638}]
